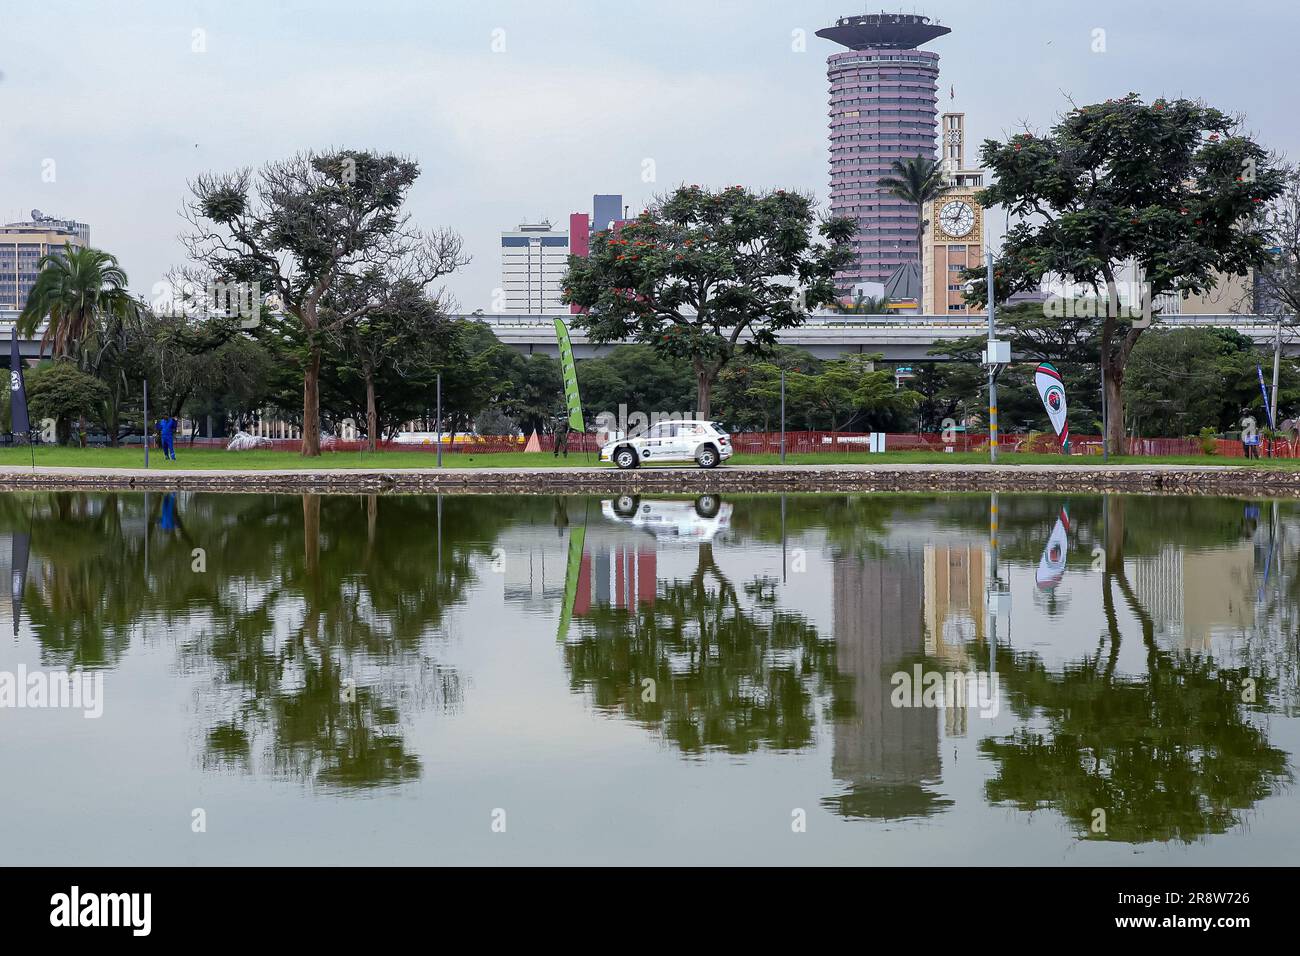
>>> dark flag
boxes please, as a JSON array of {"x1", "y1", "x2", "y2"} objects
[
  {"x1": 11, "y1": 525, "x2": 29, "y2": 637},
  {"x1": 9, "y1": 326, "x2": 29, "y2": 438}
]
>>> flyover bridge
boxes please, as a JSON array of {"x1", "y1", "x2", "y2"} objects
[
  {"x1": 461, "y1": 312, "x2": 1300, "y2": 362},
  {"x1": 3, "y1": 313, "x2": 1295, "y2": 365}
]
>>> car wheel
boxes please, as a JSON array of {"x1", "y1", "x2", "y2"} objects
[
  {"x1": 614, "y1": 446, "x2": 638, "y2": 470},
  {"x1": 694, "y1": 495, "x2": 721, "y2": 519},
  {"x1": 614, "y1": 494, "x2": 640, "y2": 517},
  {"x1": 696, "y1": 444, "x2": 719, "y2": 469}
]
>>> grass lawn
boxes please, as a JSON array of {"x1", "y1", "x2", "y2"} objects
[{"x1": 2, "y1": 446, "x2": 1299, "y2": 470}]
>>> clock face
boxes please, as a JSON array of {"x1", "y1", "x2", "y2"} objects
[{"x1": 938, "y1": 199, "x2": 975, "y2": 238}]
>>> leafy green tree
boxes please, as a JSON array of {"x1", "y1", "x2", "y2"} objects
[
  {"x1": 877, "y1": 156, "x2": 947, "y2": 272},
  {"x1": 564, "y1": 185, "x2": 853, "y2": 416},
  {"x1": 712, "y1": 347, "x2": 819, "y2": 430},
  {"x1": 579, "y1": 345, "x2": 696, "y2": 420},
  {"x1": 181, "y1": 149, "x2": 467, "y2": 456},
  {"x1": 908, "y1": 362, "x2": 985, "y2": 433},
  {"x1": 26, "y1": 361, "x2": 111, "y2": 444},
  {"x1": 1123, "y1": 326, "x2": 1299, "y2": 435},
  {"x1": 786, "y1": 355, "x2": 919, "y2": 431},
  {"x1": 437, "y1": 320, "x2": 523, "y2": 434},
  {"x1": 509, "y1": 354, "x2": 563, "y2": 436},
  {"x1": 326, "y1": 279, "x2": 455, "y2": 450},
  {"x1": 962, "y1": 94, "x2": 1284, "y2": 453}
]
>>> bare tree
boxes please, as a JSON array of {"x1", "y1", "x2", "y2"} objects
[
  {"x1": 180, "y1": 150, "x2": 469, "y2": 455},
  {"x1": 1258, "y1": 166, "x2": 1300, "y2": 322}
]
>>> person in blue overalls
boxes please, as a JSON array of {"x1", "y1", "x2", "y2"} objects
[{"x1": 157, "y1": 416, "x2": 176, "y2": 461}]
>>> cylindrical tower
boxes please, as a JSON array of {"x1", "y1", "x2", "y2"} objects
[{"x1": 817, "y1": 13, "x2": 949, "y2": 293}]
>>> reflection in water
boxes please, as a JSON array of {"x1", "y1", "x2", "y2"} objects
[
  {"x1": 979, "y1": 496, "x2": 1292, "y2": 842},
  {"x1": 0, "y1": 490, "x2": 1296, "y2": 847},
  {"x1": 563, "y1": 535, "x2": 837, "y2": 754},
  {"x1": 822, "y1": 550, "x2": 952, "y2": 820}
]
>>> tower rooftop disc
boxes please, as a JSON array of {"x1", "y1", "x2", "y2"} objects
[{"x1": 816, "y1": 13, "x2": 950, "y2": 51}]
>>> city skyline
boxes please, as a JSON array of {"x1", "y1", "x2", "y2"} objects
[{"x1": 2, "y1": 0, "x2": 1296, "y2": 313}]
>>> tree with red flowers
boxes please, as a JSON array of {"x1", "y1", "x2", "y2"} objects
[
  {"x1": 563, "y1": 185, "x2": 853, "y2": 417},
  {"x1": 962, "y1": 94, "x2": 1284, "y2": 454}
]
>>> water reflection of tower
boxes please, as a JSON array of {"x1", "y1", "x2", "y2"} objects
[
  {"x1": 924, "y1": 544, "x2": 985, "y2": 737},
  {"x1": 828, "y1": 548, "x2": 946, "y2": 818}
]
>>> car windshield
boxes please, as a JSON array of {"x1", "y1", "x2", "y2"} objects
[{"x1": 710, "y1": 421, "x2": 729, "y2": 435}]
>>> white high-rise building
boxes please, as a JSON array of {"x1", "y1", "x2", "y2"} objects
[
  {"x1": 1, "y1": 211, "x2": 90, "y2": 316},
  {"x1": 500, "y1": 220, "x2": 569, "y2": 313}
]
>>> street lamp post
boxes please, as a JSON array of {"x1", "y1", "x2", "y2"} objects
[{"x1": 980, "y1": 248, "x2": 1009, "y2": 463}]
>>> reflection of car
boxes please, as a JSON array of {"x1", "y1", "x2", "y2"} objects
[
  {"x1": 600, "y1": 420, "x2": 732, "y2": 469},
  {"x1": 601, "y1": 496, "x2": 733, "y2": 541}
]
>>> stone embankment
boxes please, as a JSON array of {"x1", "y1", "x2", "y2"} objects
[{"x1": 2, "y1": 463, "x2": 1299, "y2": 496}]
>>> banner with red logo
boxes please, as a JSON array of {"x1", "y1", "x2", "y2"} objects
[{"x1": 1034, "y1": 361, "x2": 1069, "y2": 450}]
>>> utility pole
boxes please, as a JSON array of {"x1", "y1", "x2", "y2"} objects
[
  {"x1": 435, "y1": 372, "x2": 443, "y2": 468},
  {"x1": 143, "y1": 379, "x2": 149, "y2": 469},
  {"x1": 1271, "y1": 318, "x2": 1282, "y2": 457},
  {"x1": 982, "y1": 250, "x2": 1009, "y2": 462},
  {"x1": 779, "y1": 368, "x2": 786, "y2": 464}
]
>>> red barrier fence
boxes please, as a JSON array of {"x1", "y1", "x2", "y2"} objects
[{"x1": 193, "y1": 430, "x2": 1300, "y2": 458}]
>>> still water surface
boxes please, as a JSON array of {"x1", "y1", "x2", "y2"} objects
[{"x1": 0, "y1": 490, "x2": 1296, "y2": 865}]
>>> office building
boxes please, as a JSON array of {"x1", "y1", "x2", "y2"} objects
[
  {"x1": 1, "y1": 211, "x2": 90, "y2": 314},
  {"x1": 568, "y1": 193, "x2": 628, "y2": 313},
  {"x1": 818, "y1": 13, "x2": 948, "y2": 293},
  {"x1": 500, "y1": 220, "x2": 569, "y2": 313}
]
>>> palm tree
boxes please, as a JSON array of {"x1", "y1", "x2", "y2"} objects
[
  {"x1": 835, "y1": 293, "x2": 893, "y2": 315},
  {"x1": 877, "y1": 156, "x2": 948, "y2": 273},
  {"x1": 18, "y1": 244, "x2": 138, "y2": 363}
]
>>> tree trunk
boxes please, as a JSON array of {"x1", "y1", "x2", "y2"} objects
[
  {"x1": 301, "y1": 343, "x2": 322, "y2": 456},
  {"x1": 1104, "y1": 363, "x2": 1126, "y2": 456},
  {"x1": 365, "y1": 362, "x2": 378, "y2": 453},
  {"x1": 303, "y1": 493, "x2": 320, "y2": 579},
  {"x1": 694, "y1": 362, "x2": 713, "y2": 419}
]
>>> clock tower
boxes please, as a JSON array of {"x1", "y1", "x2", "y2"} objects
[{"x1": 923, "y1": 113, "x2": 986, "y2": 315}]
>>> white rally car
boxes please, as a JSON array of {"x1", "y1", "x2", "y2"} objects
[
  {"x1": 600, "y1": 420, "x2": 733, "y2": 469},
  {"x1": 602, "y1": 495, "x2": 733, "y2": 541}
]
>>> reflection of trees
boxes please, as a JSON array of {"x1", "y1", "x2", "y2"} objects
[
  {"x1": 980, "y1": 497, "x2": 1291, "y2": 842},
  {"x1": 0, "y1": 491, "x2": 544, "y2": 790},
  {"x1": 564, "y1": 541, "x2": 839, "y2": 754}
]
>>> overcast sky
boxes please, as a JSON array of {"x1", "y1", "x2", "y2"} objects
[{"x1": 2, "y1": 0, "x2": 1295, "y2": 312}]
